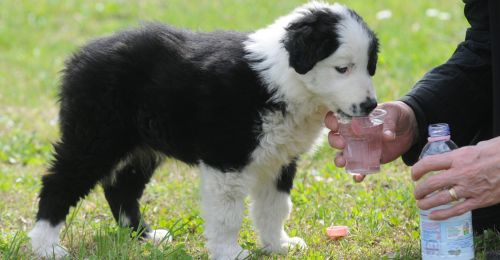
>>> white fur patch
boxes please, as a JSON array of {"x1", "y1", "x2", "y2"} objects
[
  {"x1": 28, "y1": 220, "x2": 67, "y2": 259},
  {"x1": 118, "y1": 214, "x2": 131, "y2": 227},
  {"x1": 144, "y1": 229, "x2": 173, "y2": 243},
  {"x1": 102, "y1": 147, "x2": 163, "y2": 186}
]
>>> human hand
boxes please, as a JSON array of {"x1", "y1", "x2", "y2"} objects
[
  {"x1": 412, "y1": 136, "x2": 500, "y2": 220},
  {"x1": 324, "y1": 101, "x2": 418, "y2": 182}
]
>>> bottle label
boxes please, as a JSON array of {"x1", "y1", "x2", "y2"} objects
[{"x1": 420, "y1": 208, "x2": 474, "y2": 259}]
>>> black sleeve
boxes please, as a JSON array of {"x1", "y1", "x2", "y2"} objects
[{"x1": 400, "y1": 0, "x2": 492, "y2": 165}]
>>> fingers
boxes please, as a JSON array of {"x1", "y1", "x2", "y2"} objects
[
  {"x1": 328, "y1": 131, "x2": 345, "y2": 149},
  {"x1": 324, "y1": 111, "x2": 339, "y2": 131},
  {"x1": 428, "y1": 199, "x2": 476, "y2": 220},
  {"x1": 411, "y1": 153, "x2": 453, "y2": 181},
  {"x1": 378, "y1": 103, "x2": 397, "y2": 141},
  {"x1": 416, "y1": 186, "x2": 463, "y2": 210},
  {"x1": 334, "y1": 151, "x2": 346, "y2": 167},
  {"x1": 381, "y1": 118, "x2": 396, "y2": 142},
  {"x1": 325, "y1": 111, "x2": 346, "y2": 168},
  {"x1": 413, "y1": 170, "x2": 456, "y2": 200},
  {"x1": 326, "y1": 111, "x2": 345, "y2": 150},
  {"x1": 383, "y1": 129, "x2": 396, "y2": 141}
]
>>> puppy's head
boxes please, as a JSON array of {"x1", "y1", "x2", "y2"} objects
[{"x1": 283, "y1": 2, "x2": 379, "y2": 117}]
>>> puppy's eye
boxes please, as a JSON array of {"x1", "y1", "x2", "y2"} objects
[{"x1": 335, "y1": 66, "x2": 348, "y2": 74}]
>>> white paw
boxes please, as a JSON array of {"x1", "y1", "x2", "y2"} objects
[
  {"x1": 144, "y1": 229, "x2": 172, "y2": 243},
  {"x1": 264, "y1": 236, "x2": 307, "y2": 253},
  {"x1": 212, "y1": 246, "x2": 250, "y2": 260},
  {"x1": 282, "y1": 236, "x2": 307, "y2": 250},
  {"x1": 29, "y1": 220, "x2": 68, "y2": 259},
  {"x1": 32, "y1": 244, "x2": 69, "y2": 259}
]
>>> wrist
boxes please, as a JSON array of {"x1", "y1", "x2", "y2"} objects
[{"x1": 396, "y1": 101, "x2": 419, "y2": 145}]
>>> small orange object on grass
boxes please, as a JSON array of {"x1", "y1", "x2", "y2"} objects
[{"x1": 326, "y1": 226, "x2": 349, "y2": 240}]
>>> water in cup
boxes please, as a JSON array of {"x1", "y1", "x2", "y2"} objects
[{"x1": 338, "y1": 109, "x2": 386, "y2": 174}]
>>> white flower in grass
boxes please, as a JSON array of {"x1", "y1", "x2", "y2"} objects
[
  {"x1": 425, "y1": 8, "x2": 439, "y2": 17},
  {"x1": 376, "y1": 10, "x2": 392, "y2": 20},
  {"x1": 425, "y1": 8, "x2": 451, "y2": 21},
  {"x1": 313, "y1": 175, "x2": 324, "y2": 182},
  {"x1": 411, "y1": 22, "x2": 421, "y2": 32},
  {"x1": 438, "y1": 12, "x2": 451, "y2": 20},
  {"x1": 95, "y1": 3, "x2": 104, "y2": 12},
  {"x1": 49, "y1": 116, "x2": 58, "y2": 126}
]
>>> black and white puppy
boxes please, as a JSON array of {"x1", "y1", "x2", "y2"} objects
[{"x1": 29, "y1": 1, "x2": 379, "y2": 259}]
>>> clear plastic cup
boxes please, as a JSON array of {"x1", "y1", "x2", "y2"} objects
[{"x1": 338, "y1": 108, "x2": 387, "y2": 175}]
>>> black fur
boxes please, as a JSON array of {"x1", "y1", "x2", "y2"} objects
[
  {"x1": 276, "y1": 159, "x2": 297, "y2": 193},
  {"x1": 283, "y1": 7, "x2": 379, "y2": 76},
  {"x1": 103, "y1": 151, "x2": 161, "y2": 234},
  {"x1": 367, "y1": 37, "x2": 379, "y2": 76},
  {"x1": 359, "y1": 97, "x2": 378, "y2": 114},
  {"x1": 283, "y1": 8, "x2": 341, "y2": 74},
  {"x1": 346, "y1": 9, "x2": 379, "y2": 76}
]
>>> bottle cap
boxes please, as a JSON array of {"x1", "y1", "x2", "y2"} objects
[{"x1": 428, "y1": 123, "x2": 450, "y2": 137}]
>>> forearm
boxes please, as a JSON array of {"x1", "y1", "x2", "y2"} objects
[{"x1": 400, "y1": 43, "x2": 492, "y2": 165}]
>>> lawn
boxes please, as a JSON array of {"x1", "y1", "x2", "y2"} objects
[{"x1": 1, "y1": 0, "x2": 499, "y2": 259}]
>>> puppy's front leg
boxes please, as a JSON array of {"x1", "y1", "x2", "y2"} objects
[
  {"x1": 250, "y1": 162, "x2": 306, "y2": 254},
  {"x1": 199, "y1": 164, "x2": 250, "y2": 260}
]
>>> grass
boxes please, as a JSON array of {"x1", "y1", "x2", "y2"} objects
[{"x1": 1, "y1": 0, "x2": 498, "y2": 259}]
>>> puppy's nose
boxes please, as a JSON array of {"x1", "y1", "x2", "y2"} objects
[{"x1": 360, "y1": 98, "x2": 377, "y2": 114}]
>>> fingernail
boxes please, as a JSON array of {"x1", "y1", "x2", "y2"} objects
[{"x1": 384, "y1": 130, "x2": 393, "y2": 136}]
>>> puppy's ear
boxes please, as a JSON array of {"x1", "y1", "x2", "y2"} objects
[
  {"x1": 367, "y1": 35, "x2": 379, "y2": 76},
  {"x1": 283, "y1": 10, "x2": 341, "y2": 74}
]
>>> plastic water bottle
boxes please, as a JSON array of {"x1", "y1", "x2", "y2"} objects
[{"x1": 418, "y1": 123, "x2": 474, "y2": 260}]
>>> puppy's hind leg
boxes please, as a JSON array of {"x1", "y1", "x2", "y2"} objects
[
  {"x1": 29, "y1": 141, "x2": 127, "y2": 259},
  {"x1": 102, "y1": 149, "x2": 171, "y2": 243},
  {"x1": 199, "y1": 164, "x2": 250, "y2": 260},
  {"x1": 250, "y1": 160, "x2": 306, "y2": 254}
]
